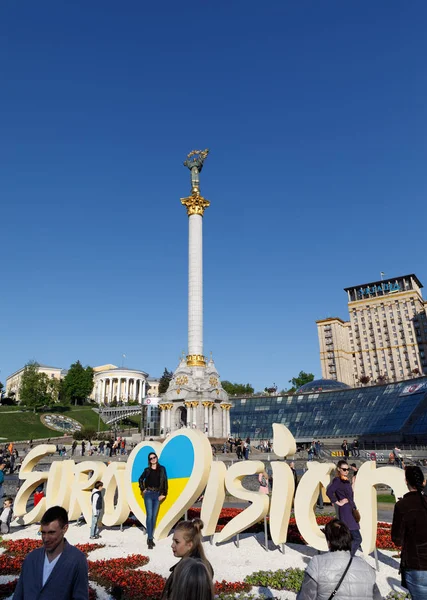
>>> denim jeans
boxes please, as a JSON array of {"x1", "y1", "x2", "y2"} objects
[
  {"x1": 350, "y1": 529, "x2": 362, "y2": 555},
  {"x1": 144, "y1": 490, "x2": 160, "y2": 540},
  {"x1": 90, "y1": 513, "x2": 100, "y2": 537},
  {"x1": 403, "y1": 569, "x2": 427, "y2": 600}
]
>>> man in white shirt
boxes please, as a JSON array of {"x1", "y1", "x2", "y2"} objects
[
  {"x1": 90, "y1": 480, "x2": 104, "y2": 539},
  {"x1": 13, "y1": 505, "x2": 88, "y2": 600}
]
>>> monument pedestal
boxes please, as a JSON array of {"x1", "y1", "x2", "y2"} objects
[{"x1": 159, "y1": 356, "x2": 231, "y2": 437}]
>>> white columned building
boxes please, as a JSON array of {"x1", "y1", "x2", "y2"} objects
[
  {"x1": 92, "y1": 365, "x2": 149, "y2": 405},
  {"x1": 160, "y1": 150, "x2": 231, "y2": 437}
]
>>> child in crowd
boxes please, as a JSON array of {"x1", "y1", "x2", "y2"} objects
[
  {"x1": 170, "y1": 557, "x2": 214, "y2": 600},
  {"x1": 0, "y1": 497, "x2": 14, "y2": 534}
]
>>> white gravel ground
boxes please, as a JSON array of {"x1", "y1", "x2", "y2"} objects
[{"x1": 1, "y1": 523, "x2": 408, "y2": 599}]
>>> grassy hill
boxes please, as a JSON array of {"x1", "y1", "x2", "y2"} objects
[{"x1": 0, "y1": 405, "x2": 109, "y2": 442}]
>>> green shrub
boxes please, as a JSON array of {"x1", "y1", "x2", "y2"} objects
[
  {"x1": 384, "y1": 592, "x2": 411, "y2": 599},
  {"x1": 244, "y1": 568, "x2": 305, "y2": 592}
]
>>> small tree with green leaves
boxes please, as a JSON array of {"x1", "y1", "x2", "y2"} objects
[
  {"x1": 62, "y1": 361, "x2": 94, "y2": 405},
  {"x1": 286, "y1": 371, "x2": 315, "y2": 393},
  {"x1": 158, "y1": 368, "x2": 173, "y2": 394},
  {"x1": 19, "y1": 361, "x2": 59, "y2": 407},
  {"x1": 221, "y1": 381, "x2": 254, "y2": 396}
]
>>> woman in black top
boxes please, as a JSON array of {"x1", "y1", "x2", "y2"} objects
[
  {"x1": 138, "y1": 452, "x2": 168, "y2": 549},
  {"x1": 162, "y1": 519, "x2": 213, "y2": 599},
  {"x1": 391, "y1": 465, "x2": 427, "y2": 600}
]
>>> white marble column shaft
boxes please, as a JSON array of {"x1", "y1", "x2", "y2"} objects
[
  {"x1": 188, "y1": 213, "x2": 203, "y2": 356},
  {"x1": 208, "y1": 405, "x2": 213, "y2": 436}
]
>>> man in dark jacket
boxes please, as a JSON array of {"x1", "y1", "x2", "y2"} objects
[{"x1": 13, "y1": 505, "x2": 88, "y2": 600}]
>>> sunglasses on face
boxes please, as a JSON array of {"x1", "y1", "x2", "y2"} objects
[
  {"x1": 340, "y1": 467, "x2": 349, "y2": 472},
  {"x1": 149, "y1": 456, "x2": 157, "y2": 461}
]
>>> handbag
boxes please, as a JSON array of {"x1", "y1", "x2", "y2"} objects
[
  {"x1": 352, "y1": 508, "x2": 361, "y2": 523},
  {"x1": 327, "y1": 556, "x2": 353, "y2": 600}
]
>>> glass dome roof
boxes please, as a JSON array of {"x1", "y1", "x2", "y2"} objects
[{"x1": 296, "y1": 378, "x2": 351, "y2": 394}]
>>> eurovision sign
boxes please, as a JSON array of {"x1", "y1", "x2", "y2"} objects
[{"x1": 13, "y1": 424, "x2": 406, "y2": 554}]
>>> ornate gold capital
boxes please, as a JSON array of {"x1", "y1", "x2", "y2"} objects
[
  {"x1": 191, "y1": 401, "x2": 199, "y2": 408},
  {"x1": 181, "y1": 190, "x2": 210, "y2": 217},
  {"x1": 186, "y1": 354, "x2": 206, "y2": 367},
  {"x1": 202, "y1": 401, "x2": 214, "y2": 407},
  {"x1": 184, "y1": 401, "x2": 192, "y2": 408}
]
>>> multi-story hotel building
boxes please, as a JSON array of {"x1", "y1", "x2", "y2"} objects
[{"x1": 317, "y1": 274, "x2": 427, "y2": 386}]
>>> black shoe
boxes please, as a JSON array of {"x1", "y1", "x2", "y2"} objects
[{"x1": 147, "y1": 539, "x2": 154, "y2": 549}]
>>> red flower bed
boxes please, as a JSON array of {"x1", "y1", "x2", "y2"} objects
[
  {"x1": 76, "y1": 543, "x2": 105, "y2": 556},
  {"x1": 0, "y1": 554, "x2": 24, "y2": 575},
  {"x1": 1, "y1": 539, "x2": 41, "y2": 558},
  {"x1": 214, "y1": 580, "x2": 251, "y2": 594},
  {"x1": 0, "y1": 580, "x2": 18, "y2": 599}
]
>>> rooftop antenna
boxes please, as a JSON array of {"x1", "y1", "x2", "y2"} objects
[{"x1": 380, "y1": 271, "x2": 385, "y2": 281}]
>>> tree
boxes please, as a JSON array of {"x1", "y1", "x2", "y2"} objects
[
  {"x1": 19, "y1": 361, "x2": 60, "y2": 407},
  {"x1": 62, "y1": 361, "x2": 94, "y2": 405},
  {"x1": 221, "y1": 381, "x2": 254, "y2": 396},
  {"x1": 158, "y1": 368, "x2": 173, "y2": 395},
  {"x1": 288, "y1": 371, "x2": 315, "y2": 393}
]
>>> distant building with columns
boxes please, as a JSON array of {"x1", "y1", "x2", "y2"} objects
[{"x1": 92, "y1": 364, "x2": 149, "y2": 404}]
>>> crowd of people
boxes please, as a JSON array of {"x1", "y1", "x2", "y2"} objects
[
  {"x1": 222, "y1": 436, "x2": 252, "y2": 460},
  {"x1": 2, "y1": 442, "x2": 427, "y2": 599}
]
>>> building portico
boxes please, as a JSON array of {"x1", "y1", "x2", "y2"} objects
[{"x1": 92, "y1": 365, "x2": 148, "y2": 404}]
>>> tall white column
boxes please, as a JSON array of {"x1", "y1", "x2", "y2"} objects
[
  {"x1": 167, "y1": 407, "x2": 172, "y2": 431},
  {"x1": 188, "y1": 213, "x2": 203, "y2": 357},
  {"x1": 193, "y1": 403, "x2": 198, "y2": 426},
  {"x1": 208, "y1": 405, "x2": 213, "y2": 436},
  {"x1": 109, "y1": 379, "x2": 113, "y2": 403},
  {"x1": 125, "y1": 378, "x2": 129, "y2": 401},
  {"x1": 221, "y1": 407, "x2": 226, "y2": 437},
  {"x1": 138, "y1": 380, "x2": 143, "y2": 404},
  {"x1": 117, "y1": 379, "x2": 121, "y2": 402},
  {"x1": 142, "y1": 380, "x2": 146, "y2": 398},
  {"x1": 160, "y1": 408, "x2": 165, "y2": 432},
  {"x1": 226, "y1": 409, "x2": 231, "y2": 436},
  {"x1": 186, "y1": 404, "x2": 192, "y2": 427},
  {"x1": 204, "y1": 403, "x2": 208, "y2": 431},
  {"x1": 102, "y1": 379, "x2": 106, "y2": 403}
]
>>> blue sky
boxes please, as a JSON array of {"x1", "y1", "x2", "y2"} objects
[{"x1": 1, "y1": 1, "x2": 426, "y2": 391}]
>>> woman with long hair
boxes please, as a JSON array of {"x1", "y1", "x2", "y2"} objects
[
  {"x1": 392, "y1": 465, "x2": 427, "y2": 599},
  {"x1": 138, "y1": 451, "x2": 168, "y2": 549},
  {"x1": 169, "y1": 558, "x2": 214, "y2": 600},
  {"x1": 326, "y1": 459, "x2": 361, "y2": 555},
  {"x1": 297, "y1": 519, "x2": 381, "y2": 599},
  {"x1": 162, "y1": 518, "x2": 213, "y2": 599}
]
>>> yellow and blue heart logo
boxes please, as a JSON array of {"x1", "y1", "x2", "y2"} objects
[{"x1": 125, "y1": 428, "x2": 212, "y2": 539}]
